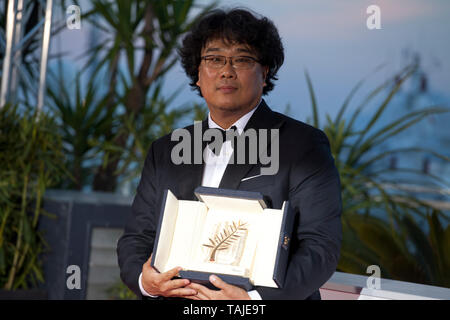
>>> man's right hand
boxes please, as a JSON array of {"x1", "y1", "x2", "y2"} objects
[{"x1": 141, "y1": 256, "x2": 197, "y2": 298}]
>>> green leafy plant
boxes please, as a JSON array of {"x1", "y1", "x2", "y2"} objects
[
  {"x1": 46, "y1": 69, "x2": 116, "y2": 190},
  {"x1": 0, "y1": 104, "x2": 66, "y2": 290},
  {"x1": 106, "y1": 279, "x2": 138, "y2": 300},
  {"x1": 304, "y1": 63, "x2": 450, "y2": 287},
  {"x1": 109, "y1": 81, "x2": 207, "y2": 189},
  {"x1": 60, "y1": 0, "x2": 217, "y2": 192},
  {"x1": 340, "y1": 211, "x2": 450, "y2": 287},
  {"x1": 46, "y1": 68, "x2": 207, "y2": 194}
]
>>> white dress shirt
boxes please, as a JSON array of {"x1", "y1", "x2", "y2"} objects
[
  {"x1": 139, "y1": 100, "x2": 262, "y2": 300},
  {"x1": 201, "y1": 103, "x2": 258, "y2": 187}
]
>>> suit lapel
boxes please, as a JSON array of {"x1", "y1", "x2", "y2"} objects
[
  {"x1": 177, "y1": 119, "x2": 208, "y2": 200},
  {"x1": 219, "y1": 100, "x2": 284, "y2": 189}
]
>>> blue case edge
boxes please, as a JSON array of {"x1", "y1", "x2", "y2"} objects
[
  {"x1": 194, "y1": 186, "x2": 267, "y2": 209},
  {"x1": 272, "y1": 201, "x2": 295, "y2": 288},
  {"x1": 179, "y1": 270, "x2": 253, "y2": 291}
]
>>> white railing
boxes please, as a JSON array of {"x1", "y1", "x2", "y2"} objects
[{"x1": 320, "y1": 271, "x2": 450, "y2": 300}]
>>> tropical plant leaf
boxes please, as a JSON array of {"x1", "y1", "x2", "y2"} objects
[
  {"x1": 306, "y1": 61, "x2": 450, "y2": 288},
  {"x1": 0, "y1": 103, "x2": 67, "y2": 289}
]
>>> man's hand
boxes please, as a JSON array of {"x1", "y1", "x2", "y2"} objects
[
  {"x1": 185, "y1": 275, "x2": 251, "y2": 300},
  {"x1": 141, "y1": 256, "x2": 197, "y2": 298}
]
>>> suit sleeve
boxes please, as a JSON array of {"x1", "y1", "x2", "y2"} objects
[
  {"x1": 256, "y1": 129, "x2": 343, "y2": 299},
  {"x1": 117, "y1": 143, "x2": 160, "y2": 298}
]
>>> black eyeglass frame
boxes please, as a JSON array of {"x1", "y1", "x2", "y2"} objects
[{"x1": 200, "y1": 55, "x2": 261, "y2": 69}]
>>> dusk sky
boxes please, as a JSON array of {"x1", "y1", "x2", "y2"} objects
[
  {"x1": 51, "y1": 0, "x2": 450, "y2": 123},
  {"x1": 187, "y1": 0, "x2": 450, "y2": 121}
]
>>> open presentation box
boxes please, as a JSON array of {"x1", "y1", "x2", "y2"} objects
[{"x1": 150, "y1": 186, "x2": 295, "y2": 290}]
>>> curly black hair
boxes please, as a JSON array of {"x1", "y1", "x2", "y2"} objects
[{"x1": 178, "y1": 8, "x2": 284, "y2": 96}]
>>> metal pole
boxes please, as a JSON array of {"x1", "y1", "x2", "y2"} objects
[
  {"x1": 37, "y1": 0, "x2": 53, "y2": 113},
  {"x1": 9, "y1": 0, "x2": 25, "y2": 103},
  {"x1": 0, "y1": 0, "x2": 16, "y2": 108}
]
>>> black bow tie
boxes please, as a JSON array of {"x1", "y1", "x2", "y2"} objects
[{"x1": 207, "y1": 125, "x2": 239, "y2": 156}]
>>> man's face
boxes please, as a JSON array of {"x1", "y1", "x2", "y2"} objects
[{"x1": 196, "y1": 39, "x2": 268, "y2": 115}]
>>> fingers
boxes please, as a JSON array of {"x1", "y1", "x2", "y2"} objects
[
  {"x1": 165, "y1": 278, "x2": 190, "y2": 290},
  {"x1": 161, "y1": 266, "x2": 182, "y2": 281},
  {"x1": 153, "y1": 268, "x2": 193, "y2": 296},
  {"x1": 185, "y1": 292, "x2": 209, "y2": 300},
  {"x1": 186, "y1": 283, "x2": 210, "y2": 300},
  {"x1": 158, "y1": 278, "x2": 189, "y2": 292},
  {"x1": 209, "y1": 275, "x2": 230, "y2": 291},
  {"x1": 166, "y1": 287, "x2": 197, "y2": 297},
  {"x1": 142, "y1": 261, "x2": 194, "y2": 297},
  {"x1": 142, "y1": 258, "x2": 229, "y2": 299},
  {"x1": 150, "y1": 276, "x2": 196, "y2": 297},
  {"x1": 143, "y1": 256, "x2": 180, "y2": 280},
  {"x1": 198, "y1": 292, "x2": 210, "y2": 300},
  {"x1": 186, "y1": 282, "x2": 205, "y2": 292}
]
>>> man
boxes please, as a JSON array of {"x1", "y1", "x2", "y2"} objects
[{"x1": 117, "y1": 8, "x2": 342, "y2": 300}]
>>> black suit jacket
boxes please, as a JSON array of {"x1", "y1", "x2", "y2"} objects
[{"x1": 117, "y1": 100, "x2": 342, "y2": 300}]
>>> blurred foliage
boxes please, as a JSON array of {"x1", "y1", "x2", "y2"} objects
[
  {"x1": 0, "y1": 1, "x2": 69, "y2": 292},
  {"x1": 106, "y1": 279, "x2": 138, "y2": 300},
  {"x1": 305, "y1": 63, "x2": 450, "y2": 288},
  {"x1": 46, "y1": 67, "x2": 208, "y2": 192},
  {"x1": 46, "y1": 69, "x2": 115, "y2": 190},
  {"x1": 104, "y1": 83, "x2": 208, "y2": 188},
  {"x1": 54, "y1": 0, "x2": 217, "y2": 192},
  {"x1": 0, "y1": 104, "x2": 67, "y2": 290},
  {"x1": 341, "y1": 210, "x2": 450, "y2": 287}
]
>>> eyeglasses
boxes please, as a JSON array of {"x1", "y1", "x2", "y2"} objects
[{"x1": 200, "y1": 55, "x2": 260, "y2": 70}]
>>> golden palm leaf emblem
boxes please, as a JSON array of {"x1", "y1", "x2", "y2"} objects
[{"x1": 202, "y1": 220, "x2": 248, "y2": 262}]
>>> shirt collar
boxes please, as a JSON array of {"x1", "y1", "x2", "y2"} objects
[{"x1": 207, "y1": 98, "x2": 261, "y2": 134}]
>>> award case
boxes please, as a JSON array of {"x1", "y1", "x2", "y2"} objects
[{"x1": 150, "y1": 186, "x2": 295, "y2": 290}]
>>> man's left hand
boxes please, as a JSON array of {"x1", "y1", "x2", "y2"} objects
[{"x1": 185, "y1": 275, "x2": 251, "y2": 300}]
